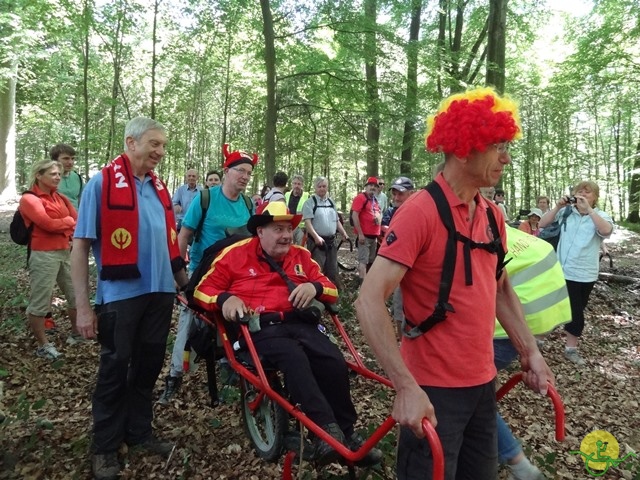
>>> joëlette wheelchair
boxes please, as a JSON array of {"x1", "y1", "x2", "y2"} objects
[{"x1": 176, "y1": 295, "x2": 565, "y2": 480}]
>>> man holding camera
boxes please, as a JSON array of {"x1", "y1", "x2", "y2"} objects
[{"x1": 193, "y1": 202, "x2": 381, "y2": 467}]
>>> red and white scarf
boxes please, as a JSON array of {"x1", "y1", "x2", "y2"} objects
[{"x1": 100, "y1": 154, "x2": 184, "y2": 280}]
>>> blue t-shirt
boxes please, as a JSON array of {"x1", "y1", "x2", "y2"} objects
[
  {"x1": 74, "y1": 171, "x2": 176, "y2": 304},
  {"x1": 182, "y1": 185, "x2": 253, "y2": 272}
]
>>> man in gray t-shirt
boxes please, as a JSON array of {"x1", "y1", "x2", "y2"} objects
[{"x1": 302, "y1": 176, "x2": 349, "y2": 286}]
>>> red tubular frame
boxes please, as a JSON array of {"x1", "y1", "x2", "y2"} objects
[
  {"x1": 177, "y1": 296, "x2": 444, "y2": 479},
  {"x1": 496, "y1": 372, "x2": 565, "y2": 441}
]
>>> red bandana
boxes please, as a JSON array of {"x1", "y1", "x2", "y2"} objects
[{"x1": 100, "y1": 154, "x2": 184, "y2": 280}]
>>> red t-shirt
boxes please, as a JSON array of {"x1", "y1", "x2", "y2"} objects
[
  {"x1": 351, "y1": 192, "x2": 381, "y2": 237},
  {"x1": 378, "y1": 174, "x2": 507, "y2": 387}
]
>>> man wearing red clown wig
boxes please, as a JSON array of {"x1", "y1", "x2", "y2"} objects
[{"x1": 356, "y1": 87, "x2": 554, "y2": 480}]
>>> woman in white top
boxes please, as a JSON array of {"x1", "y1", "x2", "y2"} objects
[{"x1": 539, "y1": 180, "x2": 614, "y2": 366}]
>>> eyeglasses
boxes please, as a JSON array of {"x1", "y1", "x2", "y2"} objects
[
  {"x1": 378, "y1": 183, "x2": 385, "y2": 186},
  {"x1": 231, "y1": 166, "x2": 253, "y2": 177},
  {"x1": 493, "y1": 142, "x2": 510, "y2": 154}
]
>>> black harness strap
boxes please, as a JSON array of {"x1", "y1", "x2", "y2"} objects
[{"x1": 403, "y1": 182, "x2": 506, "y2": 339}]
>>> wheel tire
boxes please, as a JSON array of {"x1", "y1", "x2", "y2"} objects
[{"x1": 240, "y1": 376, "x2": 288, "y2": 462}]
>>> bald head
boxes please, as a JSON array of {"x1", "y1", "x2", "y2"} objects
[{"x1": 186, "y1": 169, "x2": 198, "y2": 188}]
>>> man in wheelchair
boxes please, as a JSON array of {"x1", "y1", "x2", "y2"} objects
[{"x1": 192, "y1": 201, "x2": 382, "y2": 467}]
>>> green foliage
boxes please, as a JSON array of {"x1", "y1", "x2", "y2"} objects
[
  {"x1": 619, "y1": 221, "x2": 640, "y2": 234},
  {"x1": 0, "y1": 241, "x2": 28, "y2": 334},
  {"x1": 6, "y1": 0, "x2": 639, "y2": 217}
]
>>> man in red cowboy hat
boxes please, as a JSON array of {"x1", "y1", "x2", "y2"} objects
[
  {"x1": 193, "y1": 202, "x2": 382, "y2": 467},
  {"x1": 350, "y1": 176, "x2": 382, "y2": 284}
]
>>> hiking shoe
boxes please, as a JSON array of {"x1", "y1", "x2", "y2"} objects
[
  {"x1": 35, "y1": 343, "x2": 62, "y2": 360},
  {"x1": 130, "y1": 435, "x2": 174, "y2": 456},
  {"x1": 507, "y1": 471, "x2": 547, "y2": 480},
  {"x1": 313, "y1": 423, "x2": 345, "y2": 466},
  {"x1": 92, "y1": 452, "x2": 120, "y2": 480},
  {"x1": 345, "y1": 431, "x2": 383, "y2": 467},
  {"x1": 157, "y1": 375, "x2": 182, "y2": 405},
  {"x1": 564, "y1": 349, "x2": 586, "y2": 366},
  {"x1": 44, "y1": 313, "x2": 57, "y2": 333},
  {"x1": 66, "y1": 333, "x2": 90, "y2": 346}
]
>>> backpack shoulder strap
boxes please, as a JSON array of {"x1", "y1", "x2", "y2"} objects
[
  {"x1": 560, "y1": 205, "x2": 572, "y2": 230},
  {"x1": 240, "y1": 192, "x2": 253, "y2": 214},
  {"x1": 485, "y1": 205, "x2": 508, "y2": 279},
  {"x1": 194, "y1": 188, "x2": 210, "y2": 242},
  {"x1": 312, "y1": 196, "x2": 318, "y2": 215},
  {"x1": 403, "y1": 182, "x2": 456, "y2": 338},
  {"x1": 75, "y1": 171, "x2": 83, "y2": 187}
]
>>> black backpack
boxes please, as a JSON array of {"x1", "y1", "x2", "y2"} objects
[
  {"x1": 402, "y1": 182, "x2": 507, "y2": 338},
  {"x1": 184, "y1": 233, "x2": 252, "y2": 310},
  {"x1": 537, "y1": 206, "x2": 572, "y2": 251},
  {"x1": 10, "y1": 191, "x2": 37, "y2": 246},
  {"x1": 311, "y1": 196, "x2": 335, "y2": 215}
]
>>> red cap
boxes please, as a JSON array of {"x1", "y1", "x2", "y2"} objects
[
  {"x1": 365, "y1": 176, "x2": 379, "y2": 186},
  {"x1": 222, "y1": 143, "x2": 259, "y2": 169}
]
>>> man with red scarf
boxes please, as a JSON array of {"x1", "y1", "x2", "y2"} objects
[{"x1": 71, "y1": 117, "x2": 188, "y2": 480}]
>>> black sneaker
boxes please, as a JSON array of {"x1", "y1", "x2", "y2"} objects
[
  {"x1": 92, "y1": 452, "x2": 120, "y2": 480},
  {"x1": 345, "y1": 431, "x2": 383, "y2": 467},
  {"x1": 312, "y1": 423, "x2": 345, "y2": 466},
  {"x1": 130, "y1": 435, "x2": 174, "y2": 456},
  {"x1": 157, "y1": 375, "x2": 182, "y2": 405}
]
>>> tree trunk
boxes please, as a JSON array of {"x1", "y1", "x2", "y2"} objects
[
  {"x1": 627, "y1": 141, "x2": 640, "y2": 223},
  {"x1": 105, "y1": 3, "x2": 125, "y2": 163},
  {"x1": 82, "y1": 0, "x2": 91, "y2": 174},
  {"x1": 260, "y1": 0, "x2": 277, "y2": 184},
  {"x1": 400, "y1": 0, "x2": 422, "y2": 176},
  {"x1": 151, "y1": 0, "x2": 160, "y2": 119},
  {"x1": 221, "y1": 35, "x2": 232, "y2": 168},
  {"x1": 0, "y1": 59, "x2": 17, "y2": 201},
  {"x1": 486, "y1": 0, "x2": 508, "y2": 94},
  {"x1": 364, "y1": 0, "x2": 380, "y2": 178}
]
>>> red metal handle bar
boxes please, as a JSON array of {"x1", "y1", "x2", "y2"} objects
[
  {"x1": 422, "y1": 419, "x2": 445, "y2": 480},
  {"x1": 496, "y1": 372, "x2": 565, "y2": 441}
]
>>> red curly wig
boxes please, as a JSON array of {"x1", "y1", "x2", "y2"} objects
[{"x1": 425, "y1": 87, "x2": 522, "y2": 158}]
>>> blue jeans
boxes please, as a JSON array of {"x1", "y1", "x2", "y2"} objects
[{"x1": 493, "y1": 338, "x2": 522, "y2": 464}]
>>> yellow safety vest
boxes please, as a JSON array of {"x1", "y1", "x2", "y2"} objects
[
  {"x1": 284, "y1": 191, "x2": 310, "y2": 214},
  {"x1": 494, "y1": 225, "x2": 571, "y2": 338}
]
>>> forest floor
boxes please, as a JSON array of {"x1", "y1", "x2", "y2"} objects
[{"x1": 0, "y1": 200, "x2": 639, "y2": 480}]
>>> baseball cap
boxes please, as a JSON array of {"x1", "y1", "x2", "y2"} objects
[
  {"x1": 389, "y1": 176, "x2": 414, "y2": 192},
  {"x1": 365, "y1": 176, "x2": 379, "y2": 186},
  {"x1": 527, "y1": 208, "x2": 543, "y2": 218}
]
